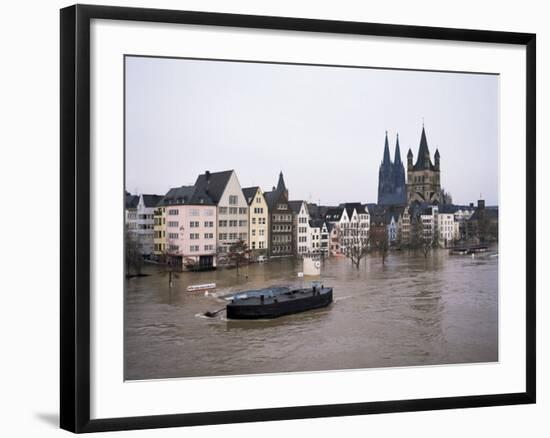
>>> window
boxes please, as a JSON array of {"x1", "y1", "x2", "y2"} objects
[
  {"x1": 229, "y1": 233, "x2": 238, "y2": 240},
  {"x1": 229, "y1": 195, "x2": 238, "y2": 205},
  {"x1": 239, "y1": 207, "x2": 247, "y2": 214},
  {"x1": 239, "y1": 233, "x2": 247, "y2": 240},
  {"x1": 252, "y1": 218, "x2": 256, "y2": 225},
  {"x1": 168, "y1": 233, "x2": 178, "y2": 239},
  {"x1": 219, "y1": 233, "x2": 227, "y2": 240},
  {"x1": 204, "y1": 233, "x2": 213, "y2": 239},
  {"x1": 219, "y1": 207, "x2": 227, "y2": 214},
  {"x1": 204, "y1": 244, "x2": 214, "y2": 251},
  {"x1": 229, "y1": 220, "x2": 237, "y2": 227},
  {"x1": 167, "y1": 221, "x2": 179, "y2": 228},
  {"x1": 190, "y1": 233, "x2": 199, "y2": 240},
  {"x1": 239, "y1": 220, "x2": 247, "y2": 227},
  {"x1": 190, "y1": 245, "x2": 199, "y2": 252},
  {"x1": 219, "y1": 220, "x2": 227, "y2": 227},
  {"x1": 190, "y1": 209, "x2": 200, "y2": 216},
  {"x1": 169, "y1": 244, "x2": 179, "y2": 252},
  {"x1": 277, "y1": 204, "x2": 288, "y2": 210},
  {"x1": 204, "y1": 221, "x2": 214, "y2": 227},
  {"x1": 258, "y1": 241, "x2": 264, "y2": 249},
  {"x1": 168, "y1": 209, "x2": 178, "y2": 216},
  {"x1": 259, "y1": 229, "x2": 265, "y2": 236},
  {"x1": 252, "y1": 229, "x2": 256, "y2": 236},
  {"x1": 256, "y1": 197, "x2": 262, "y2": 204},
  {"x1": 189, "y1": 221, "x2": 199, "y2": 228},
  {"x1": 229, "y1": 207, "x2": 238, "y2": 214}
]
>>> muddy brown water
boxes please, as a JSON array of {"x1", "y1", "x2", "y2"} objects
[{"x1": 124, "y1": 248, "x2": 498, "y2": 380}]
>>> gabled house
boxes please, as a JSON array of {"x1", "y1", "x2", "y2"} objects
[
  {"x1": 242, "y1": 186, "x2": 269, "y2": 257},
  {"x1": 324, "y1": 206, "x2": 349, "y2": 254},
  {"x1": 126, "y1": 193, "x2": 162, "y2": 257},
  {"x1": 264, "y1": 172, "x2": 293, "y2": 257},
  {"x1": 193, "y1": 170, "x2": 248, "y2": 258},
  {"x1": 288, "y1": 200, "x2": 310, "y2": 255},
  {"x1": 308, "y1": 218, "x2": 331, "y2": 255}
]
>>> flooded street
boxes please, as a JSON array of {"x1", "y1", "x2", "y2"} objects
[{"x1": 125, "y1": 248, "x2": 498, "y2": 380}]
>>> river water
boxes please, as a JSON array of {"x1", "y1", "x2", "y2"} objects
[{"x1": 124, "y1": 248, "x2": 498, "y2": 380}]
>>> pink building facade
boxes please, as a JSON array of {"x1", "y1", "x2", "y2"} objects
[{"x1": 165, "y1": 204, "x2": 217, "y2": 269}]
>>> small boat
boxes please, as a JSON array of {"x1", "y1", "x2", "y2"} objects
[
  {"x1": 187, "y1": 283, "x2": 216, "y2": 292},
  {"x1": 226, "y1": 284, "x2": 333, "y2": 319}
]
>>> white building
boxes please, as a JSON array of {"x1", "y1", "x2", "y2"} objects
[
  {"x1": 125, "y1": 193, "x2": 162, "y2": 257},
  {"x1": 324, "y1": 207, "x2": 349, "y2": 254},
  {"x1": 289, "y1": 201, "x2": 310, "y2": 255},
  {"x1": 420, "y1": 205, "x2": 437, "y2": 244},
  {"x1": 436, "y1": 212, "x2": 456, "y2": 247}
]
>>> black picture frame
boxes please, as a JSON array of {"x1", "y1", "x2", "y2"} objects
[{"x1": 60, "y1": 4, "x2": 536, "y2": 433}]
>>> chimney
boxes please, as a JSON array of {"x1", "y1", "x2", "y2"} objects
[
  {"x1": 477, "y1": 199, "x2": 485, "y2": 210},
  {"x1": 205, "y1": 170, "x2": 211, "y2": 180},
  {"x1": 469, "y1": 202, "x2": 474, "y2": 208}
]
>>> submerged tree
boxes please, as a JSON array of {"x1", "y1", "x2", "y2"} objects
[
  {"x1": 336, "y1": 226, "x2": 368, "y2": 269},
  {"x1": 226, "y1": 239, "x2": 251, "y2": 276}
]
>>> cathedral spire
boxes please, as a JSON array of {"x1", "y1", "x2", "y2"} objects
[
  {"x1": 276, "y1": 171, "x2": 286, "y2": 192},
  {"x1": 414, "y1": 125, "x2": 433, "y2": 170},
  {"x1": 394, "y1": 133, "x2": 402, "y2": 165},
  {"x1": 382, "y1": 130, "x2": 391, "y2": 165}
]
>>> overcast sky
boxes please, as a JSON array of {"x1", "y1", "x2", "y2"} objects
[{"x1": 125, "y1": 56, "x2": 499, "y2": 206}]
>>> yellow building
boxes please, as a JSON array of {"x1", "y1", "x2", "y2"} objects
[
  {"x1": 153, "y1": 205, "x2": 166, "y2": 258},
  {"x1": 242, "y1": 186, "x2": 269, "y2": 257}
]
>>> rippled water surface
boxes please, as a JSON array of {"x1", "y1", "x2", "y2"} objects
[{"x1": 125, "y1": 248, "x2": 498, "y2": 380}]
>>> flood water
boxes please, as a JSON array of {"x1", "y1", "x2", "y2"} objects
[{"x1": 124, "y1": 248, "x2": 498, "y2": 380}]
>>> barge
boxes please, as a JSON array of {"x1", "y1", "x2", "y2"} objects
[{"x1": 226, "y1": 284, "x2": 333, "y2": 320}]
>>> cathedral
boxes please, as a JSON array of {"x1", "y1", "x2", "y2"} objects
[
  {"x1": 406, "y1": 125, "x2": 441, "y2": 204},
  {"x1": 377, "y1": 131, "x2": 407, "y2": 205},
  {"x1": 377, "y1": 126, "x2": 442, "y2": 205}
]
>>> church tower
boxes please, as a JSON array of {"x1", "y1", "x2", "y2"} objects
[
  {"x1": 406, "y1": 125, "x2": 441, "y2": 204},
  {"x1": 378, "y1": 131, "x2": 407, "y2": 205}
]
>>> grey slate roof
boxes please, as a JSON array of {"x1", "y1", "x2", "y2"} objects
[
  {"x1": 242, "y1": 186, "x2": 259, "y2": 206},
  {"x1": 470, "y1": 207, "x2": 499, "y2": 222},
  {"x1": 142, "y1": 194, "x2": 163, "y2": 208},
  {"x1": 125, "y1": 194, "x2": 139, "y2": 209},
  {"x1": 340, "y1": 202, "x2": 367, "y2": 218},
  {"x1": 160, "y1": 185, "x2": 202, "y2": 206},
  {"x1": 288, "y1": 200, "x2": 305, "y2": 214},
  {"x1": 264, "y1": 172, "x2": 289, "y2": 209},
  {"x1": 193, "y1": 170, "x2": 233, "y2": 204},
  {"x1": 324, "y1": 207, "x2": 344, "y2": 222},
  {"x1": 308, "y1": 218, "x2": 326, "y2": 229}
]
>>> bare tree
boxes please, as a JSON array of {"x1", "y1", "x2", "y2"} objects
[
  {"x1": 338, "y1": 227, "x2": 371, "y2": 269},
  {"x1": 371, "y1": 230, "x2": 389, "y2": 264},
  {"x1": 159, "y1": 240, "x2": 183, "y2": 287},
  {"x1": 226, "y1": 239, "x2": 251, "y2": 277}
]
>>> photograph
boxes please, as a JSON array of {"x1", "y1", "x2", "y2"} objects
[{"x1": 123, "y1": 55, "x2": 499, "y2": 381}]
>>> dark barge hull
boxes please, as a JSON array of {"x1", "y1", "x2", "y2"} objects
[{"x1": 226, "y1": 288, "x2": 333, "y2": 319}]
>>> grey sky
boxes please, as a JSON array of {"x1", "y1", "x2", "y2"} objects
[{"x1": 125, "y1": 56, "x2": 499, "y2": 206}]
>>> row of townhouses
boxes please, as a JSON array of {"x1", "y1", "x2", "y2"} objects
[{"x1": 125, "y1": 126, "x2": 497, "y2": 269}]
